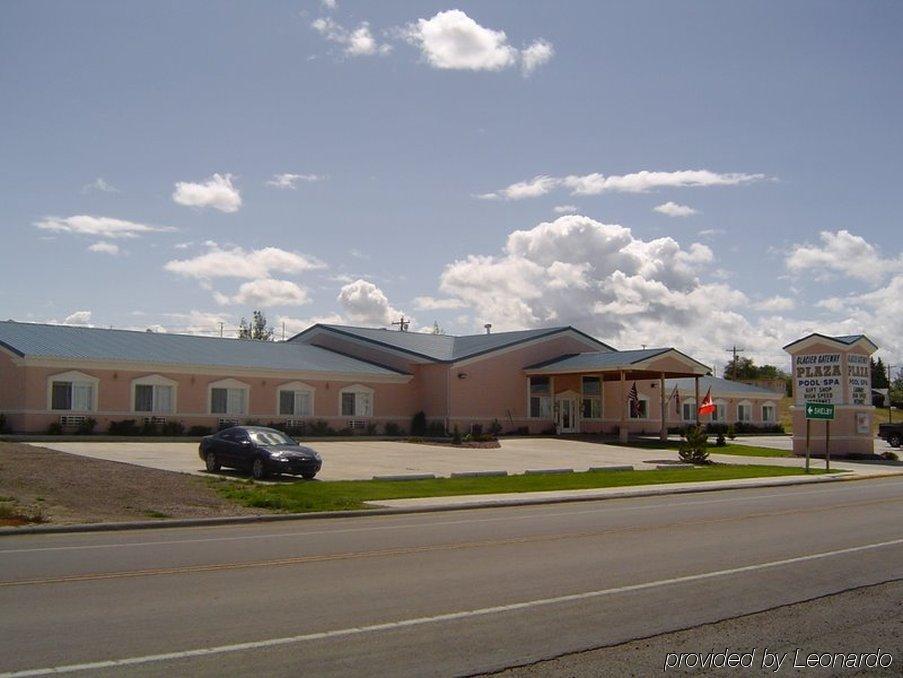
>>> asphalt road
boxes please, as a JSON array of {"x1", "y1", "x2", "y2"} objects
[{"x1": 1, "y1": 477, "x2": 901, "y2": 677}]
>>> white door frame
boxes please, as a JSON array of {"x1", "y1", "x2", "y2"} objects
[{"x1": 555, "y1": 390, "x2": 579, "y2": 434}]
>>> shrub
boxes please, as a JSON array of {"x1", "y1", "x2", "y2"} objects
[
  {"x1": 881, "y1": 451, "x2": 899, "y2": 461},
  {"x1": 76, "y1": 417, "x2": 97, "y2": 435},
  {"x1": 715, "y1": 432, "x2": 726, "y2": 447},
  {"x1": 463, "y1": 432, "x2": 473, "y2": 443},
  {"x1": 426, "y1": 421, "x2": 446, "y2": 436},
  {"x1": 406, "y1": 436, "x2": 424, "y2": 443},
  {"x1": 161, "y1": 420, "x2": 185, "y2": 436},
  {"x1": 451, "y1": 425, "x2": 462, "y2": 445},
  {"x1": 726, "y1": 424, "x2": 736, "y2": 440},
  {"x1": 140, "y1": 420, "x2": 159, "y2": 436},
  {"x1": 489, "y1": 419, "x2": 503, "y2": 436},
  {"x1": 187, "y1": 425, "x2": 213, "y2": 436},
  {"x1": 411, "y1": 411, "x2": 427, "y2": 436},
  {"x1": 471, "y1": 423, "x2": 483, "y2": 436},
  {"x1": 308, "y1": 420, "x2": 332, "y2": 436},
  {"x1": 365, "y1": 422, "x2": 378, "y2": 436},
  {"x1": 505, "y1": 426, "x2": 529, "y2": 436},
  {"x1": 678, "y1": 425, "x2": 710, "y2": 464},
  {"x1": 0, "y1": 413, "x2": 8, "y2": 434},
  {"x1": 108, "y1": 419, "x2": 140, "y2": 436},
  {"x1": 244, "y1": 419, "x2": 261, "y2": 427},
  {"x1": 384, "y1": 422, "x2": 402, "y2": 436},
  {"x1": 46, "y1": 422, "x2": 63, "y2": 435}
]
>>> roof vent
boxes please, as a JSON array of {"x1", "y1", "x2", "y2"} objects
[{"x1": 484, "y1": 323, "x2": 492, "y2": 335}]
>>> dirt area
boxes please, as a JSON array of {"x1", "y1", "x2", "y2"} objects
[{"x1": 0, "y1": 442, "x2": 266, "y2": 526}]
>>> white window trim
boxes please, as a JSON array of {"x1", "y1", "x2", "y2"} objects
[
  {"x1": 712, "y1": 399, "x2": 728, "y2": 423},
  {"x1": 276, "y1": 381, "x2": 315, "y2": 417},
  {"x1": 628, "y1": 394, "x2": 651, "y2": 420},
  {"x1": 738, "y1": 400, "x2": 753, "y2": 423},
  {"x1": 208, "y1": 378, "x2": 250, "y2": 416},
  {"x1": 339, "y1": 384, "x2": 374, "y2": 417},
  {"x1": 761, "y1": 401, "x2": 776, "y2": 423},
  {"x1": 681, "y1": 398, "x2": 697, "y2": 422},
  {"x1": 581, "y1": 378, "x2": 603, "y2": 420},
  {"x1": 47, "y1": 370, "x2": 99, "y2": 413},
  {"x1": 131, "y1": 374, "x2": 178, "y2": 414}
]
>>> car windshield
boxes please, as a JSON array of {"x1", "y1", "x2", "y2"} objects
[{"x1": 249, "y1": 431, "x2": 296, "y2": 446}]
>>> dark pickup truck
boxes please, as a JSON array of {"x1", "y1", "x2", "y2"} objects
[{"x1": 878, "y1": 423, "x2": 903, "y2": 447}]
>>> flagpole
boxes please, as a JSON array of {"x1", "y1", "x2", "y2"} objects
[{"x1": 694, "y1": 376, "x2": 700, "y2": 426}]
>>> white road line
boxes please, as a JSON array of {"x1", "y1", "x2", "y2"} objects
[
  {"x1": 3, "y1": 537, "x2": 902, "y2": 677},
  {"x1": 1, "y1": 480, "x2": 898, "y2": 555}
]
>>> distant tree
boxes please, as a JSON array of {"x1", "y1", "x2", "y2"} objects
[
  {"x1": 890, "y1": 368, "x2": 903, "y2": 408},
  {"x1": 723, "y1": 356, "x2": 757, "y2": 380},
  {"x1": 871, "y1": 357, "x2": 889, "y2": 389},
  {"x1": 238, "y1": 311, "x2": 274, "y2": 341},
  {"x1": 431, "y1": 321, "x2": 443, "y2": 335}
]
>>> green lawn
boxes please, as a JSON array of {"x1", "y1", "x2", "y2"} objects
[
  {"x1": 214, "y1": 464, "x2": 827, "y2": 514},
  {"x1": 604, "y1": 438, "x2": 793, "y2": 458}
]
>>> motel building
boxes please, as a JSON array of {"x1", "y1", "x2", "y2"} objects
[{"x1": 0, "y1": 320, "x2": 782, "y2": 438}]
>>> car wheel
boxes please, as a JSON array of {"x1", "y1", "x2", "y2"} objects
[
  {"x1": 251, "y1": 458, "x2": 268, "y2": 480},
  {"x1": 205, "y1": 451, "x2": 221, "y2": 473},
  {"x1": 889, "y1": 433, "x2": 902, "y2": 448},
  {"x1": 301, "y1": 472, "x2": 317, "y2": 480}
]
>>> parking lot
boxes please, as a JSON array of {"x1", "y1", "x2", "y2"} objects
[{"x1": 28, "y1": 435, "x2": 895, "y2": 482}]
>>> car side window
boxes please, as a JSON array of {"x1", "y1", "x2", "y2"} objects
[{"x1": 219, "y1": 431, "x2": 235, "y2": 442}]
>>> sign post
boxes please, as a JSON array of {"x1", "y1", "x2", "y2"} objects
[{"x1": 805, "y1": 402, "x2": 835, "y2": 472}]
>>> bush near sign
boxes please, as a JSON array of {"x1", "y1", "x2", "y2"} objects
[{"x1": 805, "y1": 402, "x2": 836, "y2": 420}]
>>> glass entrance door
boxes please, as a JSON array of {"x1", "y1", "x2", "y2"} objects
[{"x1": 557, "y1": 397, "x2": 577, "y2": 433}]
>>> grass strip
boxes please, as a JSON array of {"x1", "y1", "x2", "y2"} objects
[
  {"x1": 602, "y1": 439, "x2": 793, "y2": 458},
  {"x1": 215, "y1": 464, "x2": 828, "y2": 513}
]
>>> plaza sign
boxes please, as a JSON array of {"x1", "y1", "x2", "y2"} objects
[
  {"x1": 805, "y1": 402, "x2": 835, "y2": 420},
  {"x1": 794, "y1": 353, "x2": 842, "y2": 404}
]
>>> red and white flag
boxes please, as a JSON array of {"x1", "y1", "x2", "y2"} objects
[{"x1": 698, "y1": 387, "x2": 715, "y2": 415}]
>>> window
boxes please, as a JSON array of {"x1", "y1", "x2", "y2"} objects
[
  {"x1": 738, "y1": 402, "x2": 752, "y2": 422},
  {"x1": 529, "y1": 376, "x2": 552, "y2": 419},
  {"x1": 48, "y1": 371, "x2": 97, "y2": 412},
  {"x1": 134, "y1": 384, "x2": 173, "y2": 413},
  {"x1": 713, "y1": 401, "x2": 727, "y2": 422},
  {"x1": 682, "y1": 399, "x2": 697, "y2": 422},
  {"x1": 277, "y1": 382, "x2": 314, "y2": 417},
  {"x1": 208, "y1": 379, "x2": 249, "y2": 415},
  {"x1": 629, "y1": 396, "x2": 649, "y2": 420},
  {"x1": 340, "y1": 385, "x2": 373, "y2": 417},
  {"x1": 581, "y1": 377, "x2": 602, "y2": 419},
  {"x1": 762, "y1": 403, "x2": 776, "y2": 423},
  {"x1": 250, "y1": 430, "x2": 295, "y2": 446}
]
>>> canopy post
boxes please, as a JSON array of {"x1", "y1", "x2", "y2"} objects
[
  {"x1": 660, "y1": 372, "x2": 667, "y2": 441},
  {"x1": 694, "y1": 375, "x2": 700, "y2": 426},
  {"x1": 619, "y1": 370, "x2": 628, "y2": 443}
]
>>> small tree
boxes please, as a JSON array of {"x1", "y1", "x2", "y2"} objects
[
  {"x1": 411, "y1": 411, "x2": 427, "y2": 436},
  {"x1": 679, "y1": 425, "x2": 710, "y2": 464},
  {"x1": 238, "y1": 311, "x2": 275, "y2": 341}
]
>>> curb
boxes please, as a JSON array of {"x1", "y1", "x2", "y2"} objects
[{"x1": 0, "y1": 473, "x2": 867, "y2": 538}]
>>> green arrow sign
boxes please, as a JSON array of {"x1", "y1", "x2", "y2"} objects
[{"x1": 805, "y1": 402, "x2": 835, "y2": 420}]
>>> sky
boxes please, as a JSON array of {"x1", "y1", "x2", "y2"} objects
[{"x1": 1, "y1": 1, "x2": 901, "y2": 373}]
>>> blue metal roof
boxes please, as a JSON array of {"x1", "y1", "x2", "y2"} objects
[
  {"x1": 526, "y1": 348, "x2": 672, "y2": 372},
  {"x1": 667, "y1": 376, "x2": 783, "y2": 397},
  {"x1": 0, "y1": 321, "x2": 407, "y2": 375},
  {"x1": 294, "y1": 324, "x2": 614, "y2": 362}
]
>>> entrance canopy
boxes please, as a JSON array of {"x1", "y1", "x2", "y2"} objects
[
  {"x1": 524, "y1": 348, "x2": 711, "y2": 442},
  {"x1": 525, "y1": 347, "x2": 710, "y2": 381}
]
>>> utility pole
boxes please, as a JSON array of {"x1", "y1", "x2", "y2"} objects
[
  {"x1": 282, "y1": 321, "x2": 286, "y2": 341},
  {"x1": 888, "y1": 364, "x2": 896, "y2": 424},
  {"x1": 218, "y1": 322, "x2": 224, "y2": 338},
  {"x1": 724, "y1": 345, "x2": 745, "y2": 380}
]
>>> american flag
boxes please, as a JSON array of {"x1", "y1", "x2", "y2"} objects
[{"x1": 628, "y1": 381, "x2": 640, "y2": 418}]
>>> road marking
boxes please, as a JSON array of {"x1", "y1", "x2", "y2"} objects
[
  {"x1": 1, "y1": 496, "x2": 900, "y2": 587},
  {"x1": 3, "y1": 478, "x2": 899, "y2": 555},
  {"x1": 3, "y1": 538, "x2": 902, "y2": 677}
]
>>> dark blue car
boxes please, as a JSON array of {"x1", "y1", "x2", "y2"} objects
[{"x1": 199, "y1": 426, "x2": 322, "y2": 480}]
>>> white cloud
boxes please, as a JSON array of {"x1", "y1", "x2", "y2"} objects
[
  {"x1": 697, "y1": 228, "x2": 725, "y2": 238},
  {"x1": 312, "y1": 17, "x2": 391, "y2": 57},
  {"x1": 553, "y1": 204, "x2": 579, "y2": 214},
  {"x1": 753, "y1": 295, "x2": 795, "y2": 312},
  {"x1": 63, "y1": 311, "x2": 92, "y2": 326},
  {"x1": 266, "y1": 173, "x2": 324, "y2": 189},
  {"x1": 160, "y1": 310, "x2": 231, "y2": 336},
  {"x1": 320, "y1": 0, "x2": 337, "y2": 9},
  {"x1": 338, "y1": 279, "x2": 408, "y2": 326},
  {"x1": 172, "y1": 173, "x2": 242, "y2": 212},
  {"x1": 403, "y1": 10, "x2": 551, "y2": 74},
  {"x1": 81, "y1": 178, "x2": 118, "y2": 194},
  {"x1": 35, "y1": 215, "x2": 175, "y2": 239},
  {"x1": 653, "y1": 201, "x2": 698, "y2": 217},
  {"x1": 481, "y1": 169, "x2": 765, "y2": 200},
  {"x1": 164, "y1": 243, "x2": 326, "y2": 280},
  {"x1": 214, "y1": 279, "x2": 311, "y2": 308},
  {"x1": 413, "y1": 296, "x2": 467, "y2": 311},
  {"x1": 277, "y1": 312, "x2": 344, "y2": 337},
  {"x1": 521, "y1": 39, "x2": 554, "y2": 76},
  {"x1": 786, "y1": 229, "x2": 902, "y2": 284},
  {"x1": 87, "y1": 241, "x2": 121, "y2": 255}
]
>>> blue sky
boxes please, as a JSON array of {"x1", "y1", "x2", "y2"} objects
[{"x1": 2, "y1": 1, "x2": 901, "y2": 369}]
